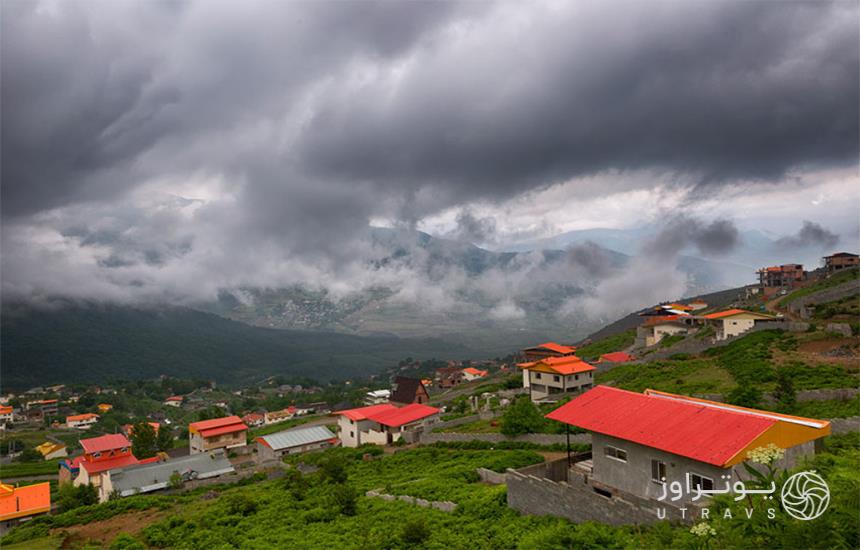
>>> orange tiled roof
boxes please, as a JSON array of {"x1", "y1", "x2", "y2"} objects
[
  {"x1": 703, "y1": 309, "x2": 749, "y2": 319},
  {"x1": 518, "y1": 355, "x2": 595, "y2": 375},
  {"x1": 462, "y1": 367, "x2": 488, "y2": 377},
  {"x1": 0, "y1": 482, "x2": 51, "y2": 521},
  {"x1": 0, "y1": 406, "x2": 12, "y2": 415},
  {"x1": 643, "y1": 315, "x2": 686, "y2": 327},
  {"x1": 66, "y1": 413, "x2": 99, "y2": 422},
  {"x1": 526, "y1": 342, "x2": 576, "y2": 354}
]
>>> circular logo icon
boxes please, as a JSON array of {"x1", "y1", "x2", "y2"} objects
[{"x1": 780, "y1": 471, "x2": 830, "y2": 521}]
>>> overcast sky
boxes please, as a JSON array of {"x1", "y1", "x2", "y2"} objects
[{"x1": 2, "y1": 0, "x2": 858, "y2": 305}]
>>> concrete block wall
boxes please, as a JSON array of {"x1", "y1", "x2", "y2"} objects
[
  {"x1": 506, "y1": 466, "x2": 692, "y2": 526},
  {"x1": 418, "y1": 432, "x2": 590, "y2": 446}
]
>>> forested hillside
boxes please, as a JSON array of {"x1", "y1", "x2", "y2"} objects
[{"x1": 0, "y1": 303, "x2": 474, "y2": 390}]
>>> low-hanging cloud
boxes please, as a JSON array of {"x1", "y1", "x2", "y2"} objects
[{"x1": 776, "y1": 221, "x2": 840, "y2": 250}]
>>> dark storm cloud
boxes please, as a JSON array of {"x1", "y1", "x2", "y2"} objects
[
  {"x1": 776, "y1": 221, "x2": 840, "y2": 250},
  {"x1": 0, "y1": 0, "x2": 857, "y2": 305},
  {"x1": 645, "y1": 216, "x2": 740, "y2": 258}
]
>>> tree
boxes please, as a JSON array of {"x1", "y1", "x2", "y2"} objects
[
  {"x1": 501, "y1": 396, "x2": 544, "y2": 436},
  {"x1": 331, "y1": 483, "x2": 357, "y2": 516},
  {"x1": 773, "y1": 369, "x2": 796, "y2": 413},
  {"x1": 57, "y1": 483, "x2": 98, "y2": 511},
  {"x1": 727, "y1": 385, "x2": 762, "y2": 409},
  {"x1": 400, "y1": 518, "x2": 431, "y2": 545},
  {"x1": 169, "y1": 472, "x2": 184, "y2": 490},
  {"x1": 155, "y1": 425, "x2": 174, "y2": 453},
  {"x1": 130, "y1": 422, "x2": 157, "y2": 459}
]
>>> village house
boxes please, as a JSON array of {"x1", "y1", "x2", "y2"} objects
[
  {"x1": 188, "y1": 416, "x2": 248, "y2": 454},
  {"x1": 241, "y1": 413, "x2": 265, "y2": 427},
  {"x1": 0, "y1": 405, "x2": 13, "y2": 425},
  {"x1": 461, "y1": 367, "x2": 489, "y2": 382},
  {"x1": 757, "y1": 264, "x2": 805, "y2": 296},
  {"x1": 435, "y1": 366, "x2": 464, "y2": 388},
  {"x1": 163, "y1": 395, "x2": 183, "y2": 407},
  {"x1": 264, "y1": 407, "x2": 296, "y2": 425},
  {"x1": 823, "y1": 252, "x2": 859, "y2": 275},
  {"x1": 513, "y1": 386, "x2": 831, "y2": 519},
  {"x1": 60, "y1": 434, "x2": 142, "y2": 502},
  {"x1": 36, "y1": 441, "x2": 68, "y2": 460},
  {"x1": 520, "y1": 342, "x2": 577, "y2": 388},
  {"x1": 110, "y1": 450, "x2": 234, "y2": 498},
  {"x1": 636, "y1": 315, "x2": 690, "y2": 347},
  {"x1": 703, "y1": 309, "x2": 777, "y2": 340},
  {"x1": 333, "y1": 403, "x2": 440, "y2": 447},
  {"x1": 516, "y1": 355, "x2": 596, "y2": 403},
  {"x1": 97, "y1": 403, "x2": 113, "y2": 414},
  {"x1": 0, "y1": 482, "x2": 51, "y2": 530},
  {"x1": 255, "y1": 425, "x2": 338, "y2": 462},
  {"x1": 66, "y1": 413, "x2": 99, "y2": 430},
  {"x1": 26, "y1": 399, "x2": 59, "y2": 417},
  {"x1": 364, "y1": 389, "x2": 391, "y2": 405},
  {"x1": 389, "y1": 376, "x2": 429, "y2": 405}
]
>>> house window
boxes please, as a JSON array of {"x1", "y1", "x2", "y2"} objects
[
  {"x1": 575, "y1": 374, "x2": 579, "y2": 381},
  {"x1": 604, "y1": 445, "x2": 627, "y2": 462},
  {"x1": 534, "y1": 373, "x2": 542, "y2": 379},
  {"x1": 651, "y1": 460, "x2": 666, "y2": 483},
  {"x1": 350, "y1": 431, "x2": 354, "y2": 438},
  {"x1": 92, "y1": 452, "x2": 101, "y2": 458},
  {"x1": 689, "y1": 473, "x2": 714, "y2": 492},
  {"x1": 553, "y1": 375, "x2": 560, "y2": 382}
]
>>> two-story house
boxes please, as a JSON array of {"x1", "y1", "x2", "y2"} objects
[
  {"x1": 66, "y1": 413, "x2": 99, "y2": 429},
  {"x1": 703, "y1": 309, "x2": 777, "y2": 340},
  {"x1": 517, "y1": 355, "x2": 595, "y2": 403},
  {"x1": 188, "y1": 416, "x2": 248, "y2": 454},
  {"x1": 60, "y1": 434, "x2": 141, "y2": 502}
]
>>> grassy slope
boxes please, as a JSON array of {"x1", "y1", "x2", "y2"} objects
[
  {"x1": 4, "y1": 435, "x2": 859, "y2": 549},
  {"x1": 778, "y1": 267, "x2": 859, "y2": 305}
]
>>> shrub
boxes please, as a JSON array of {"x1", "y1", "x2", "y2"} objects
[
  {"x1": 109, "y1": 533, "x2": 146, "y2": 550},
  {"x1": 224, "y1": 493, "x2": 257, "y2": 516},
  {"x1": 500, "y1": 396, "x2": 544, "y2": 436},
  {"x1": 331, "y1": 483, "x2": 357, "y2": 516},
  {"x1": 400, "y1": 518, "x2": 431, "y2": 545}
]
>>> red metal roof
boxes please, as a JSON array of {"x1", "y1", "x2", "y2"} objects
[
  {"x1": 599, "y1": 352, "x2": 635, "y2": 363},
  {"x1": 368, "y1": 403, "x2": 440, "y2": 427},
  {"x1": 545, "y1": 386, "x2": 776, "y2": 466},
  {"x1": 518, "y1": 355, "x2": 595, "y2": 375},
  {"x1": 80, "y1": 434, "x2": 131, "y2": 454},
  {"x1": 189, "y1": 416, "x2": 246, "y2": 436},
  {"x1": 80, "y1": 453, "x2": 140, "y2": 474},
  {"x1": 332, "y1": 403, "x2": 397, "y2": 421},
  {"x1": 199, "y1": 423, "x2": 248, "y2": 438},
  {"x1": 0, "y1": 482, "x2": 51, "y2": 521},
  {"x1": 333, "y1": 403, "x2": 440, "y2": 427},
  {"x1": 463, "y1": 367, "x2": 488, "y2": 376}
]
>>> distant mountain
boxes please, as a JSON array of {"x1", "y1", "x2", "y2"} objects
[
  {"x1": 195, "y1": 227, "x2": 751, "y2": 349},
  {"x1": 0, "y1": 301, "x2": 479, "y2": 391}
]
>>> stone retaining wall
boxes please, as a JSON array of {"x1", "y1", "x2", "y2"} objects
[
  {"x1": 365, "y1": 489, "x2": 457, "y2": 512},
  {"x1": 786, "y1": 278, "x2": 860, "y2": 319},
  {"x1": 831, "y1": 416, "x2": 860, "y2": 434},
  {"x1": 476, "y1": 467, "x2": 507, "y2": 484}
]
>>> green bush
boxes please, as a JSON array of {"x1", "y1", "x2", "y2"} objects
[
  {"x1": 500, "y1": 396, "x2": 544, "y2": 436},
  {"x1": 109, "y1": 533, "x2": 146, "y2": 550},
  {"x1": 400, "y1": 518, "x2": 431, "y2": 545}
]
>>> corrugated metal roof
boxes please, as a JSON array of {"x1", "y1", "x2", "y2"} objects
[
  {"x1": 111, "y1": 450, "x2": 234, "y2": 497},
  {"x1": 369, "y1": 403, "x2": 440, "y2": 427},
  {"x1": 80, "y1": 433, "x2": 130, "y2": 454},
  {"x1": 545, "y1": 386, "x2": 776, "y2": 467},
  {"x1": 258, "y1": 425, "x2": 336, "y2": 451}
]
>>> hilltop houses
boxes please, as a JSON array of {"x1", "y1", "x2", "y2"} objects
[
  {"x1": 435, "y1": 367, "x2": 464, "y2": 388},
  {"x1": 517, "y1": 355, "x2": 596, "y2": 403},
  {"x1": 703, "y1": 309, "x2": 777, "y2": 341},
  {"x1": 66, "y1": 413, "x2": 99, "y2": 430},
  {"x1": 188, "y1": 416, "x2": 248, "y2": 454},
  {"x1": 333, "y1": 403, "x2": 440, "y2": 447},
  {"x1": 0, "y1": 405, "x2": 13, "y2": 426},
  {"x1": 506, "y1": 385, "x2": 831, "y2": 523},
  {"x1": 636, "y1": 315, "x2": 690, "y2": 347},
  {"x1": 241, "y1": 413, "x2": 265, "y2": 427},
  {"x1": 520, "y1": 342, "x2": 578, "y2": 388},
  {"x1": 264, "y1": 407, "x2": 296, "y2": 425},
  {"x1": 757, "y1": 263, "x2": 805, "y2": 296},
  {"x1": 823, "y1": 252, "x2": 859, "y2": 275},
  {"x1": 364, "y1": 389, "x2": 391, "y2": 405},
  {"x1": 598, "y1": 352, "x2": 635, "y2": 364},
  {"x1": 389, "y1": 377, "x2": 429, "y2": 405},
  {"x1": 255, "y1": 425, "x2": 338, "y2": 462}
]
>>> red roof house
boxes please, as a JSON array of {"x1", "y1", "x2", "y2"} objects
[
  {"x1": 598, "y1": 352, "x2": 635, "y2": 363},
  {"x1": 188, "y1": 416, "x2": 248, "y2": 454},
  {"x1": 333, "y1": 403, "x2": 440, "y2": 447}
]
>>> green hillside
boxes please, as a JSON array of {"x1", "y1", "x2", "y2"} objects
[{"x1": 0, "y1": 302, "x2": 476, "y2": 390}]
